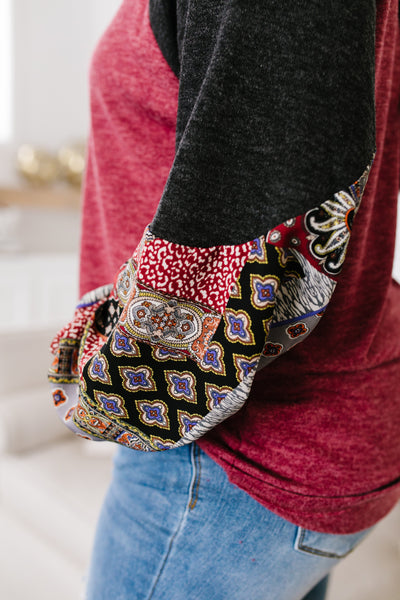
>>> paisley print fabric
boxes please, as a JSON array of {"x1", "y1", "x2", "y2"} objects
[{"x1": 266, "y1": 166, "x2": 370, "y2": 280}]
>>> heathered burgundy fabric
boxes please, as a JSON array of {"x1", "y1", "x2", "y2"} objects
[
  {"x1": 80, "y1": 0, "x2": 178, "y2": 294},
  {"x1": 199, "y1": 0, "x2": 400, "y2": 533},
  {"x1": 80, "y1": 0, "x2": 400, "y2": 533}
]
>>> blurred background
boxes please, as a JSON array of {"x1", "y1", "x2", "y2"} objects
[{"x1": 0, "y1": 1, "x2": 399, "y2": 599}]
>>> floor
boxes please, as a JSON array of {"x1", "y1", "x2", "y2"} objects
[{"x1": 0, "y1": 510, "x2": 84, "y2": 600}]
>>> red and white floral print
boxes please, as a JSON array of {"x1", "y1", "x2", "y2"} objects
[{"x1": 136, "y1": 230, "x2": 252, "y2": 313}]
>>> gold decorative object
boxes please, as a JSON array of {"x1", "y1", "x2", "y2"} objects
[
  {"x1": 58, "y1": 142, "x2": 86, "y2": 188},
  {"x1": 16, "y1": 142, "x2": 86, "y2": 189},
  {"x1": 16, "y1": 145, "x2": 60, "y2": 186}
]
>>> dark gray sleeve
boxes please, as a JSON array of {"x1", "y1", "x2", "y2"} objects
[{"x1": 149, "y1": 0, "x2": 376, "y2": 247}]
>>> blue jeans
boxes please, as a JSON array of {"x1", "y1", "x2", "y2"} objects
[{"x1": 85, "y1": 443, "x2": 371, "y2": 600}]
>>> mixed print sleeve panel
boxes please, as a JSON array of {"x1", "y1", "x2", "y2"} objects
[
  {"x1": 50, "y1": 163, "x2": 372, "y2": 450},
  {"x1": 49, "y1": 0, "x2": 376, "y2": 449}
]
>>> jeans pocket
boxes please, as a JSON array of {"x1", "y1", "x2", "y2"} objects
[{"x1": 294, "y1": 526, "x2": 371, "y2": 559}]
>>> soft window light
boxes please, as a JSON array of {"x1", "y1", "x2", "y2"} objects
[{"x1": 0, "y1": 0, "x2": 12, "y2": 143}]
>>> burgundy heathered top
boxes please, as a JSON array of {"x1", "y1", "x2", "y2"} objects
[{"x1": 80, "y1": 0, "x2": 400, "y2": 533}]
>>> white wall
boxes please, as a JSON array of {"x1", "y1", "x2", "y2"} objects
[{"x1": 0, "y1": 0, "x2": 121, "y2": 185}]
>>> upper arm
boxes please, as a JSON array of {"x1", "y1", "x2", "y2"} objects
[{"x1": 150, "y1": 0, "x2": 376, "y2": 246}]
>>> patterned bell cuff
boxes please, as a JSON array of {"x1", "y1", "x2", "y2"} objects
[{"x1": 49, "y1": 159, "x2": 373, "y2": 450}]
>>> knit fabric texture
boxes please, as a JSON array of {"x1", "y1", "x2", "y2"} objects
[
  {"x1": 149, "y1": 0, "x2": 376, "y2": 246},
  {"x1": 75, "y1": 0, "x2": 400, "y2": 533}
]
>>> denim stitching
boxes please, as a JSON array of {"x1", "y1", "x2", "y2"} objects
[
  {"x1": 296, "y1": 528, "x2": 353, "y2": 560},
  {"x1": 189, "y1": 444, "x2": 201, "y2": 510},
  {"x1": 146, "y1": 444, "x2": 199, "y2": 600}
]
